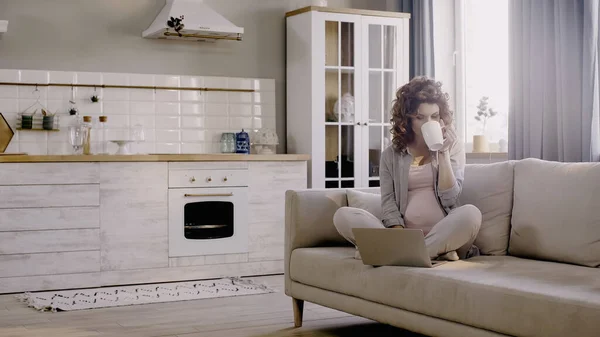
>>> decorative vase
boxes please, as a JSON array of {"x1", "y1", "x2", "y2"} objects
[
  {"x1": 235, "y1": 129, "x2": 250, "y2": 154},
  {"x1": 334, "y1": 93, "x2": 355, "y2": 123},
  {"x1": 472, "y1": 135, "x2": 489, "y2": 153},
  {"x1": 498, "y1": 139, "x2": 508, "y2": 152}
]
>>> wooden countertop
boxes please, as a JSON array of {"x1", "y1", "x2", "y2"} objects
[{"x1": 0, "y1": 153, "x2": 311, "y2": 163}]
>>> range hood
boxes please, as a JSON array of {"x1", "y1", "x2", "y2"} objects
[{"x1": 143, "y1": 0, "x2": 243, "y2": 41}]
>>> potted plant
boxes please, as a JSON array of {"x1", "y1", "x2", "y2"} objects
[
  {"x1": 473, "y1": 96, "x2": 498, "y2": 152},
  {"x1": 41, "y1": 109, "x2": 56, "y2": 130}
]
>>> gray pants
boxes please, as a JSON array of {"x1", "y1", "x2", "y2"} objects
[{"x1": 333, "y1": 205, "x2": 482, "y2": 259}]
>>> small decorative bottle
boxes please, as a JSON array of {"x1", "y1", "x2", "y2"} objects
[
  {"x1": 82, "y1": 116, "x2": 92, "y2": 155},
  {"x1": 98, "y1": 116, "x2": 108, "y2": 154}
]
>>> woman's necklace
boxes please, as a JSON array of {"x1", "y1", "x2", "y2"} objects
[
  {"x1": 411, "y1": 155, "x2": 431, "y2": 166},
  {"x1": 409, "y1": 145, "x2": 431, "y2": 166}
]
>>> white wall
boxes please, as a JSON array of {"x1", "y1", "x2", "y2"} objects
[{"x1": 0, "y1": 0, "x2": 387, "y2": 154}]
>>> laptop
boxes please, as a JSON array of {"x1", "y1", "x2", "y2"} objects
[{"x1": 352, "y1": 228, "x2": 447, "y2": 268}]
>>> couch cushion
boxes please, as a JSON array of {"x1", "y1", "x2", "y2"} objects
[
  {"x1": 290, "y1": 247, "x2": 600, "y2": 337},
  {"x1": 459, "y1": 161, "x2": 514, "y2": 255},
  {"x1": 509, "y1": 158, "x2": 600, "y2": 267},
  {"x1": 346, "y1": 189, "x2": 382, "y2": 220}
]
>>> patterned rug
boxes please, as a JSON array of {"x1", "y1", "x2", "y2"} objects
[{"x1": 16, "y1": 277, "x2": 276, "y2": 312}]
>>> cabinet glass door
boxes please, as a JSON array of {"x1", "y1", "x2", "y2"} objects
[
  {"x1": 324, "y1": 17, "x2": 360, "y2": 189},
  {"x1": 361, "y1": 18, "x2": 408, "y2": 187}
]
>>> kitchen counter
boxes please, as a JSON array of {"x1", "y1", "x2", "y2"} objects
[{"x1": 0, "y1": 153, "x2": 310, "y2": 163}]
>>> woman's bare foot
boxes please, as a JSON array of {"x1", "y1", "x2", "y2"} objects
[{"x1": 438, "y1": 251, "x2": 459, "y2": 261}]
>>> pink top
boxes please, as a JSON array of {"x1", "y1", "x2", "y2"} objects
[{"x1": 404, "y1": 163, "x2": 446, "y2": 236}]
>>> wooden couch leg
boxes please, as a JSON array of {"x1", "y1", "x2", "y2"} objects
[{"x1": 292, "y1": 297, "x2": 304, "y2": 327}]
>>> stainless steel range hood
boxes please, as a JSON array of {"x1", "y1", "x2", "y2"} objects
[{"x1": 142, "y1": 0, "x2": 244, "y2": 42}]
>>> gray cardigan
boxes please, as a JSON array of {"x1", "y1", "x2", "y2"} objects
[{"x1": 379, "y1": 141, "x2": 466, "y2": 228}]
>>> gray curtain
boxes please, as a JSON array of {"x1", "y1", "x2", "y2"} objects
[
  {"x1": 398, "y1": 0, "x2": 435, "y2": 78},
  {"x1": 509, "y1": 0, "x2": 600, "y2": 162}
]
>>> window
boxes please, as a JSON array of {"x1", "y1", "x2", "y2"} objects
[{"x1": 456, "y1": 0, "x2": 509, "y2": 153}]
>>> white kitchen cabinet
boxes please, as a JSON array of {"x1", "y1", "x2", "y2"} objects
[
  {"x1": 99, "y1": 162, "x2": 169, "y2": 271},
  {"x1": 286, "y1": 7, "x2": 410, "y2": 188},
  {"x1": 0, "y1": 159, "x2": 307, "y2": 293}
]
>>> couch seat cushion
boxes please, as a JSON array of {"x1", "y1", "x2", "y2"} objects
[{"x1": 290, "y1": 247, "x2": 600, "y2": 337}]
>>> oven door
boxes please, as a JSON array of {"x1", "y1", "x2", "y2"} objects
[{"x1": 168, "y1": 186, "x2": 248, "y2": 257}]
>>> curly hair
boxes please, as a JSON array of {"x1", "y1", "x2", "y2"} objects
[{"x1": 389, "y1": 76, "x2": 453, "y2": 153}]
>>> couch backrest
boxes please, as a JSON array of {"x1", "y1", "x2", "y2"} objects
[
  {"x1": 508, "y1": 158, "x2": 600, "y2": 267},
  {"x1": 459, "y1": 161, "x2": 515, "y2": 255}
]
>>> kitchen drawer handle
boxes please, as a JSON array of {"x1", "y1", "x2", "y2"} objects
[
  {"x1": 184, "y1": 224, "x2": 227, "y2": 229},
  {"x1": 184, "y1": 193, "x2": 233, "y2": 197}
]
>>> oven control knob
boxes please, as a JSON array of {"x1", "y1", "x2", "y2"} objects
[
  {"x1": 223, "y1": 177, "x2": 228, "y2": 182},
  {"x1": 206, "y1": 177, "x2": 212, "y2": 182},
  {"x1": 189, "y1": 176, "x2": 196, "y2": 183}
]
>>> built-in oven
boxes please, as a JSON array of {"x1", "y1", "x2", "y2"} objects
[{"x1": 168, "y1": 169, "x2": 248, "y2": 257}]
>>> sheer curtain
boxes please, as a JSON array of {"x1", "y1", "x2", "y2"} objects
[{"x1": 508, "y1": 0, "x2": 600, "y2": 162}]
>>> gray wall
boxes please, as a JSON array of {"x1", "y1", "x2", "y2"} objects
[{"x1": 0, "y1": 0, "x2": 389, "y2": 153}]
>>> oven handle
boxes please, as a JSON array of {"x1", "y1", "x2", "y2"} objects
[
  {"x1": 184, "y1": 224, "x2": 227, "y2": 229},
  {"x1": 184, "y1": 193, "x2": 233, "y2": 197}
]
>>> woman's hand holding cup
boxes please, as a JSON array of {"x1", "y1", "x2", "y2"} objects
[{"x1": 439, "y1": 119, "x2": 457, "y2": 153}]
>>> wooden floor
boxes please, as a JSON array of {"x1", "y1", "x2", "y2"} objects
[{"x1": 0, "y1": 275, "x2": 424, "y2": 337}]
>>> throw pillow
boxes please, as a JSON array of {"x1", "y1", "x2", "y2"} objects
[
  {"x1": 459, "y1": 161, "x2": 515, "y2": 255},
  {"x1": 508, "y1": 158, "x2": 600, "y2": 267},
  {"x1": 346, "y1": 189, "x2": 382, "y2": 220}
]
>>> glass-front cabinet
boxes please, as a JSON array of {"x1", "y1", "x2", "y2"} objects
[{"x1": 286, "y1": 7, "x2": 409, "y2": 189}]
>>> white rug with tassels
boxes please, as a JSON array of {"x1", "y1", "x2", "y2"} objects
[{"x1": 17, "y1": 277, "x2": 276, "y2": 312}]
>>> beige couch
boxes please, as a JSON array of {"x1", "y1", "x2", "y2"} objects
[{"x1": 284, "y1": 158, "x2": 600, "y2": 337}]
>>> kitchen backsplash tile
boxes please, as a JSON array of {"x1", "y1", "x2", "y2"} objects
[
  {"x1": 155, "y1": 129, "x2": 181, "y2": 143},
  {"x1": 0, "y1": 99, "x2": 18, "y2": 115},
  {"x1": 0, "y1": 69, "x2": 20, "y2": 82},
  {"x1": 0, "y1": 86, "x2": 18, "y2": 99},
  {"x1": 49, "y1": 71, "x2": 76, "y2": 84},
  {"x1": 180, "y1": 76, "x2": 204, "y2": 88},
  {"x1": 205, "y1": 103, "x2": 227, "y2": 116},
  {"x1": 0, "y1": 69, "x2": 276, "y2": 155},
  {"x1": 181, "y1": 102, "x2": 204, "y2": 116},
  {"x1": 156, "y1": 116, "x2": 181, "y2": 129},
  {"x1": 103, "y1": 73, "x2": 129, "y2": 86},
  {"x1": 130, "y1": 115, "x2": 155, "y2": 129},
  {"x1": 155, "y1": 89, "x2": 180, "y2": 102},
  {"x1": 20, "y1": 70, "x2": 49, "y2": 84},
  {"x1": 130, "y1": 101, "x2": 155, "y2": 115},
  {"x1": 76, "y1": 72, "x2": 102, "y2": 85}
]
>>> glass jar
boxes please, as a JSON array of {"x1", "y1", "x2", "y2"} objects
[
  {"x1": 82, "y1": 116, "x2": 92, "y2": 155},
  {"x1": 220, "y1": 133, "x2": 236, "y2": 153},
  {"x1": 98, "y1": 116, "x2": 108, "y2": 154}
]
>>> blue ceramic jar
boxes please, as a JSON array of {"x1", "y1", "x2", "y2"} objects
[{"x1": 235, "y1": 129, "x2": 250, "y2": 154}]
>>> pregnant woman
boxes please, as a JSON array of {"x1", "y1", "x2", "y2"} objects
[{"x1": 333, "y1": 76, "x2": 482, "y2": 261}]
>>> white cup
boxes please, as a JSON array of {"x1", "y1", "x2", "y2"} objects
[{"x1": 421, "y1": 121, "x2": 444, "y2": 151}]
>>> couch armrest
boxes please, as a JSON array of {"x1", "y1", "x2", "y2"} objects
[{"x1": 284, "y1": 189, "x2": 350, "y2": 293}]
